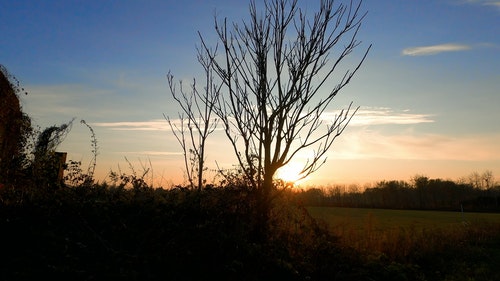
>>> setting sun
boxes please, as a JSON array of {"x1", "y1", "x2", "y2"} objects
[{"x1": 276, "y1": 162, "x2": 308, "y2": 185}]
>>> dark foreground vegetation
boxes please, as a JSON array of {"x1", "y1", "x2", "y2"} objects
[
  {"x1": 0, "y1": 183, "x2": 356, "y2": 281},
  {"x1": 1, "y1": 181, "x2": 500, "y2": 281}
]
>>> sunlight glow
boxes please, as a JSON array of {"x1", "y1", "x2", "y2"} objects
[{"x1": 276, "y1": 162, "x2": 308, "y2": 185}]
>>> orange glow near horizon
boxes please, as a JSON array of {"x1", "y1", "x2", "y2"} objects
[{"x1": 68, "y1": 147, "x2": 500, "y2": 190}]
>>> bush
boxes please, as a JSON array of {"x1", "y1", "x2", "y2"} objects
[{"x1": 0, "y1": 183, "x2": 349, "y2": 280}]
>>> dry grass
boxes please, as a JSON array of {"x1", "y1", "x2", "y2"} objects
[{"x1": 308, "y1": 207, "x2": 500, "y2": 261}]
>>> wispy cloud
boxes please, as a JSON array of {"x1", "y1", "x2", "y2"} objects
[
  {"x1": 93, "y1": 118, "x2": 225, "y2": 132},
  {"x1": 95, "y1": 107, "x2": 433, "y2": 135},
  {"x1": 484, "y1": 1, "x2": 500, "y2": 7},
  {"x1": 402, "y1": 43, "x2": 471, "y2": 56},
  {"x1": 459, "y1": 0, "x2": 500, "y2": 9},
  {"x1": 352, "y1": 107, "x2": 434, "y2": 126},
  {"x1": 323, "y1": 107, "x2": 434, "y2": 126},
  {"x1": 116, "y1": 151, "x2": 183, "y2": 156},
  {"x1": 93, "y1": 119, "x2": 170, "y2": 131}
]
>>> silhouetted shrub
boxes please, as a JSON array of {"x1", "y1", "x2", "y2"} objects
[{"x1": 0, "y1": 182, "x2": 350, "y2": 280}]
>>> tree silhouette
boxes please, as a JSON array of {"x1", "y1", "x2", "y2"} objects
[
  {"x1": 165, "y1": 52, "x2": 220, "y2": 190},
  {"x1": 199, "y1": 0, "x2": 370, "y2": 233},
  {"x1": 0, "y1": 65, "x2": 31, "y2": 185},
  {"x1": 168, "y1": 0, "x2": 370, "y2": 237}
]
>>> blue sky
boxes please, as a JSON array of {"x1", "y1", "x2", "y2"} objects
[{"x1": 1, "y1": 0, "x2": 499, "y2": 187}]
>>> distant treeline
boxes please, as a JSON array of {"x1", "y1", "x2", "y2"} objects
[{"x1": 294, "y1": 176, "x2": 500, "y2": 212}]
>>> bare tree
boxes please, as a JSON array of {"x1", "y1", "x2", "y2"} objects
[
  {"x1": 198, "y1": 0, "x2": 370, "y2": 230},
  {"x1": 481, "y1": 170, "x2": 494, "y2": 189},
  {"x1": 165, "y1": 50, "x2": 220, "y2": 190},
  {"x1": 466, "y1": 170, "x2": 495, "y2": 190}
]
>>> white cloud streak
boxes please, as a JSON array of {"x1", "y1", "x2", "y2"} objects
[
  {"x1": 351, "y1": 107, "x2": 434, "y2": 126},
  {"x1": 116, "y1": 151, "x2": 183, "y2": 156},
  {"x1": 93, "y1": 119, "x2": 170, "y2": 131},
  {"x1": 93, "y1": 118, "x2": 224, "y2": 132},
  {"x1": 99, "y1": 107, "x2": 433, "y2": 132},
  {"x1": 402, "y1": 43, "x2": 471, "y2": 56},
  {"x1": 485, "y1": 1, "x2": 500, "y2": 7},
  {"x1": 323, "y1": 107, "x2": 434, "y2": 126},
  {"x1": 460, "y1": 0, "x2": 500, "y2": 9}
]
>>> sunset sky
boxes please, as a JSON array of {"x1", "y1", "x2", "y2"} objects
[{"x1": 1, "y1": 0, "x2": 499, "y2": 187}]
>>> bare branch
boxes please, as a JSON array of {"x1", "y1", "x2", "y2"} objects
[
  {"x1": 192, "y1": 0, "x2": 370, "y2": 234},
  {"x1": 199, "y1": 0, "x2": 370, "y2": 191},
  {"x1": 165, "y1": 62, "x2": 220, "y2": 189}
]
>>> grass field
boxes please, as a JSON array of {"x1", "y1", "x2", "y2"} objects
[
  {"x1": 307, "y1": 207, "x2": 500, "y2": 232},
  {"x1": 307, "y1": 206, "x2": 500, "y2": 269},
  {"x1": 306, "y1": 207, "x2": 500, "y2": 281}
]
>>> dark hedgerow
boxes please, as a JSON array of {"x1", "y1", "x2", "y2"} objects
[{"x1": 0, "y1": 183, "x2": 352, "y2": 281}]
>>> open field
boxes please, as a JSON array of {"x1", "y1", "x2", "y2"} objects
[
  {"x1": 307, "y1": 206, "x2": 500, "y2": 275},
  {"x1": 307, "y1": 207, "x2": 500, "y2": 232}
]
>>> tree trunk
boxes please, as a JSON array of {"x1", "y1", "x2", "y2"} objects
[{"x1": 253, "y1": 167, "x2": 276, "y2": 241}]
